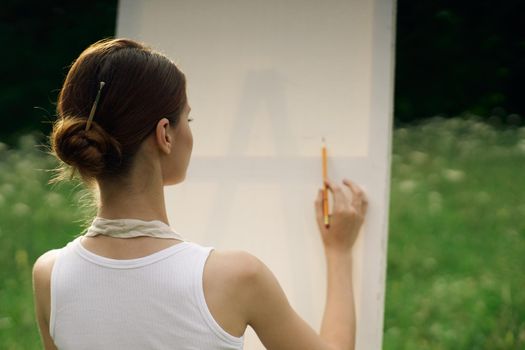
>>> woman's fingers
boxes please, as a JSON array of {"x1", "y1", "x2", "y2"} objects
[
  {"x1": 322, "y1": 178, "x2": 368, "y2": 220},
  {"x1": 324, "y1": 178, "x2": 348, "y2": 212},
  {"x1": 343, "y1": 178, "x2": 368, "y2": 216},
  {"x1": 315, "y1": 178, "x2": 367, "y2": 251},
  {"x1": 314, "y1": 189, "x2": 324, "y2": 227}
]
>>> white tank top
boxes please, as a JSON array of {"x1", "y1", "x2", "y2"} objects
[{"x1": 50, "y1": 237, "x2": 244, "y2": 349}]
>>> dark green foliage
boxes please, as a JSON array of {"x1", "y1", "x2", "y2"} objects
[
  {"x1": 395, "y1": 0, "x2": 525, "y2": 126},
  {"x1": 0, "y1": 0, "x2": 118, "y2": 147}
]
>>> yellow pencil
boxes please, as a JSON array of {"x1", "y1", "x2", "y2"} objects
[{"x1": 322, "y1": 137, "x2": 329, "y2": 228}]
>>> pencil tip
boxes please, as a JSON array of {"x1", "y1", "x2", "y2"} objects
[{"x1": 322, "y1": 136, "x2": 325, "y2": 143}]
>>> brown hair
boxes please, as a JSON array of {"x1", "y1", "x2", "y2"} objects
[{"x1": 49, "y1": 38, "x2": 187, "y2": 186}]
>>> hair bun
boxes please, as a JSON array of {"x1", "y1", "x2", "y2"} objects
[{"x1": 51, "y1": 116, "x2": 122, "y2": 179}]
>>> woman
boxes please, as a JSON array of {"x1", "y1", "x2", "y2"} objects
[{"x1": 32, "y1": 38, "x2": 368, "y2": 350}]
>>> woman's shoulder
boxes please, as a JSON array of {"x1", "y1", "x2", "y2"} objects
[
  {"x1": 205, "y1": 248, "x2": 264, "y2": 283},
  {"x1": 32, "y1": 249, "x2": 61, "y2": 331},
  {"x1": 33, "y1": 239, "x2": 78, "y2": 279},
  {"x1": 33, "y1": 249, "x2": 60, "y2": 282},
  {"x1": 203, "y1": 248, "x2": 277, "y2": 314},
  {"x1": 202, "y1": 249, "x2": 269, "y2": 336}
]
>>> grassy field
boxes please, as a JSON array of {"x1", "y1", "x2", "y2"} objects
[
  {"x1": 0, "y1": 117, "x2": 524, "y2": 349},
  {"x1": 385, "y1": 117, "x2": 525, "y2": 349},
  {"x1": 0, "y1": 134, "x2": 95, "y2": 349}
]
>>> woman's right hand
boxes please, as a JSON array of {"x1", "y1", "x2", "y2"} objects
[{"x1": 315, "y1": 178, "x2": 368, "y2": 254}]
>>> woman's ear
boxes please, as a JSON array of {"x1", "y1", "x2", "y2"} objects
[{"x1": 155, "y1": 118, "x2": 173, "y2": 154}]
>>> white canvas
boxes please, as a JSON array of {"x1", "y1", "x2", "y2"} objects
[{"x1": 117, "y1": 1, "x2": 395, "y2": 348}]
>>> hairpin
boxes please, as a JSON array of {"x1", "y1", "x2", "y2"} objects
[{"x1": 85, "y1": 81, "x2": 106, "y2": 131}]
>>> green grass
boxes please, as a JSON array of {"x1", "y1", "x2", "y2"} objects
[
  {"x1": 0, "y1": 134, "x2": 95, "y2": 349},
  {"x1": 385, "y1": 117, "x2": 525, "y2": 349},
  {"x1": 0, "y1": 117, "x2": 524, "y2": 349}
]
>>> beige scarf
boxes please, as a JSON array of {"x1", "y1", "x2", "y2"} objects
[{"x1": 83, "y1": 216, "x2": 185, "y2": 241}]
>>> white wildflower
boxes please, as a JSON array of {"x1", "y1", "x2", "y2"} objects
[
  {"x1": 397, "y1": 164, "x2": 412, "y2": 175},
  {"x1": 444, "y1": 118, "x2": 462, "y2": 130},
  {"x1": 442, "y1": 169, "x2": 465, "y2": 183},
  {"x1": 458, "y1": 139, "x2": 479, "y2": 155},
  {"x1": 18, "y1": 134, "x2": 37, "y2": 151},
  {"x1": 398, "y1": 180, "x2": 416, "y2": 193},
  {"x1": 423, "y1": 257, "x2": 437, "y2": 270},
  {"x1": 15, "y1": 159, "x2": 34, "y2": 175},
  {"x1": 475, "y1": 191, "x2": 490, "y2": 204},
  {"x1": 395, "y1": 128, "x2": 408, "y2": 139},
  {"x1": 1, "y1": 183, "x2": 15, "y2": 196},
  {"x1": 409, "y1": 151, "x2": 428, "y2": 165},
  {"x1": 45, "y1": 192, "x2": 64, "y2": 207},
  {"x1": 516, "y1": 139, "x2": 525, "y2": 155},
  {"x1": 12, "y1": 202, "x2": 31, "y2": 216}
]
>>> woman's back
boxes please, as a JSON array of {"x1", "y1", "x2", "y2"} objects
[{"x1": 49, "y1": 233, "x2": 244, "y2": 350}]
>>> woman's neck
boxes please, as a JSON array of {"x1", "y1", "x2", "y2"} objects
[{"x1": 96, "y1": 170, "x2": 170, "y2": 226}]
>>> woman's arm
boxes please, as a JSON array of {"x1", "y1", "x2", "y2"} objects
[
  {"x1": 320, "y1": 250, "x2": 356, "y2": 348},
  {"x1": 32, "y1": 250, "x2": 59, "y2": 350},
  {"x1": 317, "y1": 178, "x2": 366, "y2": 349},
  {"x1": 237, "y1": 178, "x2": 367, "y2": 350}
]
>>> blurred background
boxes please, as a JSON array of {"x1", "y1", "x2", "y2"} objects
[{"x1": 0, "y1": 0, "x2": 523, "y2": 349}]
